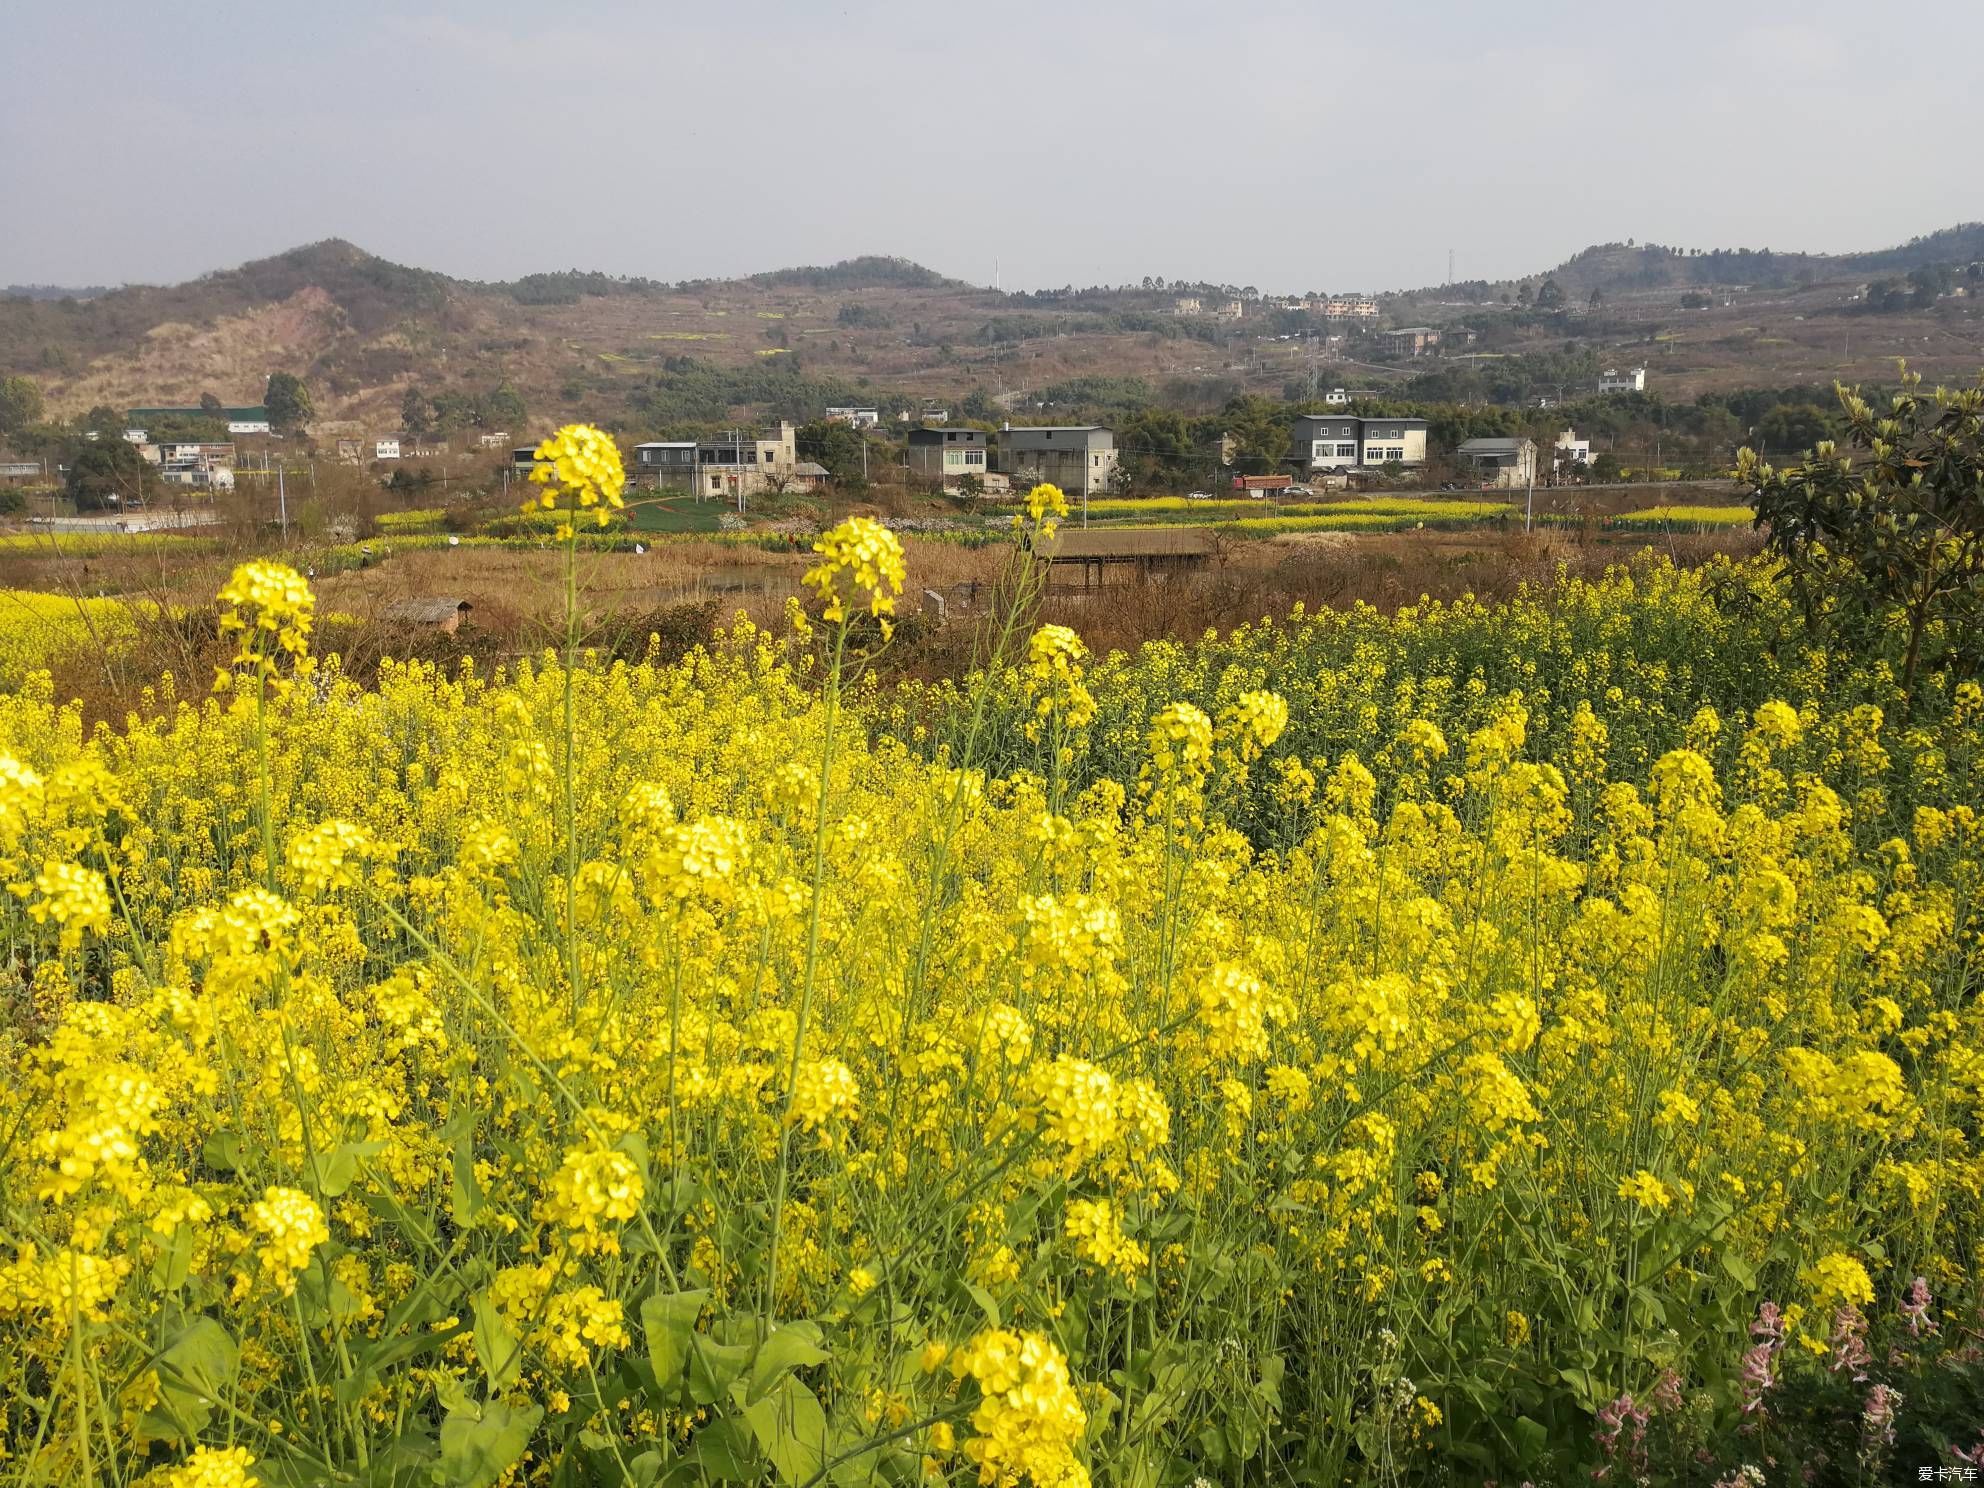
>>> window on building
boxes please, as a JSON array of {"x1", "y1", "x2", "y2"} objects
[{"x1": 965, "y1": 450, "x2": 984, "y2": 465}]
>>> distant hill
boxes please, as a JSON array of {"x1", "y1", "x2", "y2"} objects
[
  {"x1": 1, "y1": 228, "x2": 1978, "y2": 436},
  {"x1": 1500, "y1": 222, "x2": 1984, "y2": 299},
  {"x1": 3, "y1": 284, "x2": 111, "y2": 302}
]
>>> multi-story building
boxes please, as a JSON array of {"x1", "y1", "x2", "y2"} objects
[
  {"x1": 158, "y1": 441, "x2": 235, "y2": 468},
  {"x1": 1173, "y1": 296, "x2": 1203, "y2": 316},
  {"x1": 1214, "y1": 298, "x2": 1245, "y2": 320},
  {"x1": 1323, "y1": 295, "x2": 1380, "y2": 321},
  {"x1": 693, "y1": 421, "x2": 798, "y2": 500},
  {"x1": 906, "y1": 427, "x2": 989, "y2": 489},
  {"x1": 1288, "y1": 414, "x2": 1428, "y2": 473},
  {"x1": 1598, "y1": 366, "x2": 1647, "y2": 394},
  {"x1": 825, "y1": 406, "x2": 881, "y2": 429},
  {"x1": 1380, "y1": 326, "x2": 1441, "y2": 357},
  {"x1": 374, "y1": 438, "x2": 401, "y2": 461},
  {"x1": 631, "y1": 441, "x2": 698, "y2": 488},
  {"x1": 996, "y1": 426, "x2": 1118, "y2": 497}
]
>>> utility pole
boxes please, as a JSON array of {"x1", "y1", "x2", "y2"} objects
[
  {"x1": 277, "y1": 462, "x2": 288, "y2": 540},
  {"x1": 1524, "y1": 448, "x2": 1535, "y2": 533}
]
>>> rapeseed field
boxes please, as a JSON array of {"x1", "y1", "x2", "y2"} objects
[{"x1": 2, "y1": 438, "x2": 1979, "y2": 1485}]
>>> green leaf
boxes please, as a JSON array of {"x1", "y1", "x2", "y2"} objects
[
  {"x1": 1513, "y1": 1414, "x2": 1548, "y2": 1466},
  {"x1": 151, "y1": 1221, "x2": 197, "y2": 1292},
  {"x1": 201, "y1": 1129, "x2": 242, "y2": 1172},
  {"x1": 741, "y1": 1376, "x2": 830, "y2": 1485},
  {"x1": 436, "y1": 1398, "x2": 542, "y2": 1488},
  {"x1": 1720, "y1": 1250, "x2": 1756, "y2": 1289},
  {"x1": 686, "y1": 1334, "x2": 754, "y2": 1406},
  {"x1": 142, "y1": 1317, "x2": 238, "y2": 1441},
  {"x1": 963, "y1": 1282, "x2": 1001, "y2": 1328},
  {"x1": 451, "y1": 1123, "x2": 484, "y2": 1225},
  {"x1": 687, "y1": 1417, "x2": 757, "y2": 1481},
  {"x1": 747, "y1": 1321, "x2": 829, "y2": 1404},
  {"x1": 472, "y1": 1293, "x2": 523, "y2": 1391},
  {"x1": 640, "y1": 1288, "x2": 709, "y2": 1387},
  {"x1": 313, "y1": 1140, "x2": 383, "y2": 1199}
]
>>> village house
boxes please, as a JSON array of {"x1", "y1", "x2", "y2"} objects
[
  {"x1": 696, "y1": 421, "x2": 798, "y2": 500},
  {"x1": 632, "y1": 441, "x2": 698, "y2": 488},
  {"x1": 1288, "y1": 414, "x2": 1429, "y2": 473},
  {"x1": 1173, "y1": 296, "x2": 1203, "y2": 316},
  {"x1": 374, "y1": 438, "x2": 401, "y2": 460},
  {"x1": 1554, "y1": 428, "x2": 1594, "y2": 469},
  {"x1": 906, "y1": 427, "x2": 989, "y2": 490},
  {"x1": 1455, "y1": 436, "x2": 1539, "y2": 488},
  {"x1": 1598, "y1": 366, "x2": 1647, "y2": 394},
  {"x1": 1380, "y1": 326, "x2": 1441, "y2": 357},
  {"x1": 128, "y1": 405, "x2": 272, "y2": 435},
  {"x1": 1323, "y1": 295, "x2": 1380, "y2": 320},
  {"x1": 996, "y1": 425, "x2": 1119, "y2": 497},
  {"x1": 336, "y1": 439, "x2": 365, "y2": 463},
  {"x1": 824, "y1": 406, "x2": 881, "y2": 429},
  {"x1": 477, "y1": 431, "x2": 512, "y2": 450}
]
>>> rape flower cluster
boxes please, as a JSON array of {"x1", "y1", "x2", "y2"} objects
[{"x1": 1, "y1": 549, "x2": 1982, "y2": 1483}]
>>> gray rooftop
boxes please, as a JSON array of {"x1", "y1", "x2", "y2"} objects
[
  {"x1": 1456, "y1": 437, "x2": 1533, "y2": 455},
  {"x1": 384, "y1": 597, "x2": 472, "y2": 625}
]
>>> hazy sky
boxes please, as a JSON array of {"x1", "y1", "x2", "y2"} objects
[{"x1": 3, "y1": 0, "x2": 1978, "y2": 294}]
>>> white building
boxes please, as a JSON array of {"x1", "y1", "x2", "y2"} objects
[
  {"x1": 1323, "y1": 388, "x2": 1351, "y2": 407},
  {"x1": 1598, "y1": 366, "x2": 1646, "y2": 394},
  {"x1": 375, "y1": 438, "x2": 401, "y2": 460},
  {"x1": 1554, "y1": 428, "x2": 1593, "y2": 468},
  {"x1": 825, "y1": 406, "x2": 881, "y2": 429}
]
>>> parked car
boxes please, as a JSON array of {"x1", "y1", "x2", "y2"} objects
[
  {"x1": 1285, "y1": 484, "x2": 1314, "y2": 497},
  {"x1": 1186, "y1": 491, "x2": 1213, "y2": 501}
]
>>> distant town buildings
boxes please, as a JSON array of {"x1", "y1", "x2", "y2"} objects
[
  {"x1": 825, "y1": 406, "x2": 881, "y2": 429},
  {"x1": 477, "y1": 431, "x2": 512, "y2": 449},
  {"x1": 1214, "y1": 299, "x2": 1245, "y2": 321},
  {"x1": 998, "y1": 425, "x2": 1119, "y2": 497},
  {"x1": 1289, "y1": 414, "x2": 1429, "y2": 473},
  {"x1": 1173, "y1": 297, "x2": 1203, "y2": 316},
  {"x1": 906, "y1": 427, "x2": 988, "y2": 489},
  {"x1": 1598, "y1": 366, "x2": 1647, "y2": 394},
  {"x1": 1324, "y1": 296, "x2": 1380, "y2": 321}
]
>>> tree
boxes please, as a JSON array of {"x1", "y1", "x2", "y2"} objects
[
  {"x1": 1534, "y1": 278, "x2": 1565, "y2": 310},
  {"x1": 66, "y1": 439, "x2": 151, "y2": 511},
  {"x1": 1742, "y1": 368, "x2": 1984, "y2": 699},
  {"x1": 80, "y1": 404, "x2": 125, "y2": 440},
  {"x1": 401, "y1": 387, "x2": 432, "y2": 440},
  {"x1": 0, "y1": 375, "x2": 44, "y2": 435},
  {"x1": 265, "y1": 372, "x2": 313, "y2": 433},
  {"x1": 795, "y1": 419, "x2": 868, "y2": 489},
  {"x1": 1752, "y1": 404, "x2": 1832, "y2": 457},
  {"x1": 479, "y1": 384, "x2": 526, "y2": 431},
  {"x1": 1587, "y1": 288, "x2": 1605, "y2": 313},
  {"x1": 199, "y1": 391, "x2": 223, "y2": 414}
]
